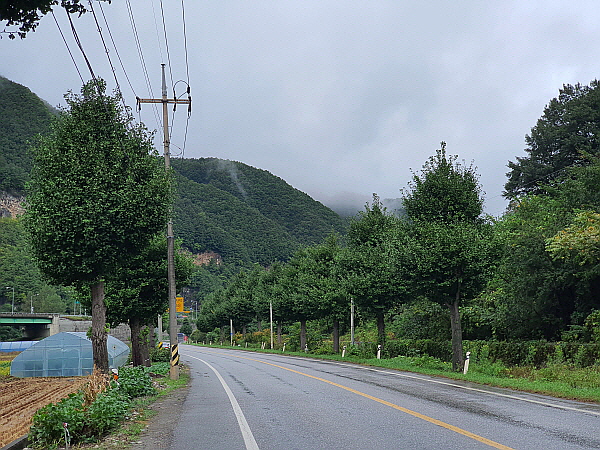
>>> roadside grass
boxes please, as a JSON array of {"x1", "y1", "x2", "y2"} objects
[{"x1": 193, "y1": 343, "x2": 600, "y2": 403}]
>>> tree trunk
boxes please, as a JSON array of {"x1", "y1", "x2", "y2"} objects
[
  {"x1": 376, "y1": 312, "x2": 386, "y2": 347},
  {"x1": 277, "y1": 321, "x2": 282, "y2": 344},
  {"x1": 130, "y1": 316, "x2": 142, "y2": 366},
  {"x1": 449, "y1": 299, "x2": 464, "y2": 372},
  {"x1": 332, "y1": 320, "x2": 340, "y2": 353},
  {"x1": 300, "y1": 320, "x2": 307, "y2": 351},
  {"x1": 140, "y1": 325, "x2": 151, "y2": 367},
  {"x1": 148, "y1": 325, "x2": 156, "y2": 350},
  {"x1": 91, "y1": 280, "x2": 109, "y2": 373}
]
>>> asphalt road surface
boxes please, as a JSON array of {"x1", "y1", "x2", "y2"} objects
[{"x1": 168, "y1": 346, "x2": 600, "y2": 450}]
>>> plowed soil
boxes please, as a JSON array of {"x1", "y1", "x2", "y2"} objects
[{"x1": 0, "y1": 372, "x2": 89, "y2": 448}]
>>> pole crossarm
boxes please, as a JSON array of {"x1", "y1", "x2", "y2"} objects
[{"x1": 136, "y1": 97, "x2": 191, "y2": 105}]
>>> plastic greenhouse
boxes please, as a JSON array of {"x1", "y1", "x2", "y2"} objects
[
  {"x1": 10, "y1": 332, "x2": 130, "y2": 377},
  {"x1": 0, "y1": 341, "x2": 36, "y2": 352}
]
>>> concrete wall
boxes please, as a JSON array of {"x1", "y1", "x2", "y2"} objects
[{"x1": 57, "y1": 317, "x2": 131, "y2": 343}]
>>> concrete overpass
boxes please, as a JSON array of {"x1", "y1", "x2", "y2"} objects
[{"x1": 0, "y1": 313, "x2": 59, "y2": 339}]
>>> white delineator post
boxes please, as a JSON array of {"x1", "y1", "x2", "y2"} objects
[{"x1": 463, "y1": 351, "x2": 471, "y2": 374}]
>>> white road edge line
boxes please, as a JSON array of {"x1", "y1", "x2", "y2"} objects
[
  {"x1": 187, "y1": 354, "x2": 260, "y2": 450},
  {"x1": 326, "y1": 360, "x2": 600, "y2": 417}
]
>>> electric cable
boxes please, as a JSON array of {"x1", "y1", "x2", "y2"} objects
[
  {"x1": 51, "y1": 10, "x2": 85, "y2": 85},
  {"x1": 97, "y1": 1, "x2": 138, "y2": 99},
  {"x1": 88, "y1": 0, "x2": 128, "y2": 112},
  {"x1": 126, "y1": 0, "x2": 161, "y2": 129}
]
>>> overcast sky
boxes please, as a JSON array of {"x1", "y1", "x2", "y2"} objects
[{"x1": 3, "y1": 1, "x2": 600, "y2": 216}]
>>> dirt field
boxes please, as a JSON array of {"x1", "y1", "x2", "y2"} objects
[{"x1": 0, "y1": 352, "x2": 90, "y2": 448}]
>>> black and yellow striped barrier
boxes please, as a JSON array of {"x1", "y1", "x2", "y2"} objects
[{"x1": 171, "y1": 343, "x2": 179, "y2": 367}]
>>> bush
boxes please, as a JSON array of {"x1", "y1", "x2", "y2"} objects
[
  {"x1": 29, "y1": 392, "x2": 86, "y2": 449},
  {"x1": 116, "y1": 366, "x2": 156, "y2": 399},
  {"x1": 84, "y1": 389, "x2": 129, "y2": 435},
  {"x1": 29, "y1": 365, "x2": 158, "y2": 448},
  {"x1": 150, "y1": 346, "x2": 171, "y2": 362},
  {"x1": 190, "y1": 329, "x2": 206, "y2": 343}
]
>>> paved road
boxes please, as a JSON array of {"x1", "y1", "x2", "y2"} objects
[{"x1": 170, "y1": 346, "x2": 600, "y2": 450}]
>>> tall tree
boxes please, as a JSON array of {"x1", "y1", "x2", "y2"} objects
[
  {"x1": 25, "y1": 80, "x2": 171, "y2": 372},
  {"x1": 104, "y1": 236, "x2": 194, "y2": 366},
  {"x1": 402, "y1": 143, "x2": 489, "y2": 371},
  {"x1": 340, "y1": 194, "x2": 403, "y2": 346},
  {"x1": 505, "y1": 80, "x2": 600, "y2": 199}
]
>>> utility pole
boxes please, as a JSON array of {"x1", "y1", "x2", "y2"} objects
[{"x1": 137, "y1": 64, "x2": 191, "y2": 380}]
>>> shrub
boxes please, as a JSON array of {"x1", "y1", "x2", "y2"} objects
[
  {"x1": 29, "y1": 392, "x2": 86, "y2": 449},
  {"x1": 84, "y1": 389, "x2": 130, "y2": 435},
  {"x1": 150, "y1": 346, "x2": 170, "y2": 362},
  {"x1": 116, "y1": 366, "x2": 155, "y2": 399}
]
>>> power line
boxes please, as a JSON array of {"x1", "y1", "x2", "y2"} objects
[
  {"x1": 88, "y1": 0, "x2": 127, "y2": 112},
  {"x1": 159, "y1": 0, "x2": 174, "y2": 89},
  {"x1": 181, "y1": 0, "x2": 190, "y2": 85},
  {"x1": 51, "y1": 10, "x2": 85, "y2": 85},
  {"x1": 97, "y1": 1, "x2": 137, "y2": 99},
  {"x1": 125, "y1": 0, "x2": 161, "y2": 129}
]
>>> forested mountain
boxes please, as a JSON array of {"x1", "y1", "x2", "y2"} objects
[
  {"x1": 172, "y1": 158, "x2": 347, "y2": 265},
  {"x1": 0, "y1": 76, "x2": 56, "y2": 195}
]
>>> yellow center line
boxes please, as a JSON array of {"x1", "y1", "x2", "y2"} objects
[{"x1": 205, "y1": 350, "x2": 515, "y2": 450}]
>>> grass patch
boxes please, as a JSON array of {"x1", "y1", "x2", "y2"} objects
[{"x1": 192, "y1": 343, "x2": 600, "y2": 403}]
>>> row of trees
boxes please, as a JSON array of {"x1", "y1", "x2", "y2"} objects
[
  {"x1": 197, "y1": 80, "x2": 600, "y2": 371},
  {"x1": 198, "y1": 143, "x2": 493, "y2": 370}
]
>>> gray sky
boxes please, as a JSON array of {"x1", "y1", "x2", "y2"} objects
[{"x1": 3, "y1": 1, "x2": 600, "y2": 216}]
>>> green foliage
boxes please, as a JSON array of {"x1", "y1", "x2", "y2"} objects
[
  {"x1": 180, "y1": 318, "x2": 193, "y2": 336},
  {"x1": 116, "y1": 366, "x2": 156, "y2": 399},
  {"x1": 390, "y1": 300, "x2": 449, "y2": 340},
  {"x1": 149, "y1": 347, "x2": 171, "y2": 363},
  {"x1": 505, "y1": 80, "x2": 600, "y2": 198},
  {"x1": 172, "y1": 157, "x2": 346, "y2": 267},
  {"x1": 584, "y1": 310, "x2": 600, "y2": 342},
  {"x1": 190, "y1": 329, "x2": 206, "y2": 343},
  {"x1": 29, "y1": 392, "x2": 86, "y2": 449},
  {"x1": 0, "y1": 0, "x2": 94, "y2": 38},
  {"x1": 24, "y1": 79, "x2": 171, "y2": 287},
  {"x1": 104, "y1": 236, "x2": 194, "y2": 332},
  {"x1": 29, "y1": 364, "x2": 161, "y2": 448},
  {"x1": 84, "y1": 389, "x2": 129, "y2": 435},
  {"x1": 403, "y1": 142, "x2": 484, "y2": 223},
  {"x1": 0, "y1": 76, "x2": 55, "y2": 193},
  {"x1": 0, "y1": 325, "x2": 21, "y2": 341},
  {"x1": 546, "y1": 210, "x2": 600, "y2": 265},
  {"x1": 145, "y1": 362, "x2": 170, "y2": 375}
]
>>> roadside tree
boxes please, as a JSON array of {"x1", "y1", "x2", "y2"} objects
[
  {"x1": 25, "y1": 80, "x2": 171, "y2": 372},
  {"x1": 104, "y1": 236, "x2": 194, "y2": 366},
  {"x1": 402, "y1": 143, "x2": 491, "y2": 371}
]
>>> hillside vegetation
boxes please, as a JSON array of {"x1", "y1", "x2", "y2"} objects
[
  {"x1": 172, "y1": 158, "x2": 347, "y2": 266},
  {"x1": 0, "y1": 76, "x2": 56, "y2": 195}
]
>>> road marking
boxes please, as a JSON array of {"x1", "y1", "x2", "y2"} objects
[
  {"x1": 186, "y1": 354, "x2": 260, "y2": 450},
  {"x1": 194, "y1": 350, "x2": 513, "y2": 450},
  {"x1": 324, "y1": 361, "x2": 600, "y2": 417}
]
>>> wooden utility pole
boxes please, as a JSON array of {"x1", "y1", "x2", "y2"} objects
[{"x1": 137, "y1": 64, "x2": 191, "y2": 380}]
